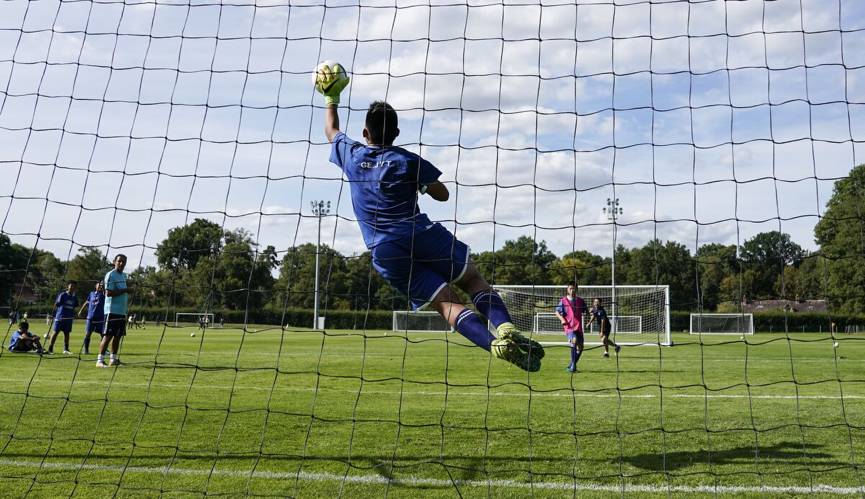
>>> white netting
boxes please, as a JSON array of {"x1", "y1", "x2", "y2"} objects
[
  {"x1": 533, "y1": 312, "x2": 642, "y2": 335},
  {"x1": 495, "y1": 285, "x2": 670, "y2": 346},
  {"x1": 689, "y1": 313, "x2": 755, "y2": 335},
  {"x1": 392, "y1": 311, "x2": 452, "y2": 333}
]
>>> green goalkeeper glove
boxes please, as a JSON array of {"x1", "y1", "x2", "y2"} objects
[{"x1": 314, "y1": 61, "x2": 350, "y2": 106}]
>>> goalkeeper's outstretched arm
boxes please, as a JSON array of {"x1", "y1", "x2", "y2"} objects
[{"x1": 325, "y1": 105, "x2": 340, "y2": 143}]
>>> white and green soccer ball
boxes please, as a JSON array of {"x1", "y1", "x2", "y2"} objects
[{"x1": 311, "y1": 60, "x2": 346, "y2": 90}]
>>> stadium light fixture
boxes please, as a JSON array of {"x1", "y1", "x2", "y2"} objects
[
  {"x1": 603, "y1": 198, "x2": 623, "y2": 337},
  {"x1": 311, "y1": 200, "x2": 331, "y2": 329}
]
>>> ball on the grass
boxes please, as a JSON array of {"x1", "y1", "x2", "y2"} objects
[
  {"x1": 191, "y1": 332, "x2": 196, "y2": 337},
  {"x1": 739, "y1": 335, "x2": 744, "y2": 340},
  {"x1": 833, "y1": 341, "x2": 839, "y2": 348}
]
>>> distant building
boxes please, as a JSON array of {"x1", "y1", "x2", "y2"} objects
[{"x1": 742, "y1": 299, "x2": 827, "y2": 313}]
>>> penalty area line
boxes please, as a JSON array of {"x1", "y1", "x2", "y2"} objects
[{"x1": 0, "y1": 459, "x2": 862, "y2": 495}]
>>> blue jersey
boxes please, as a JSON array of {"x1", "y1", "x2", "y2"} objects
[
  {"x1": 330, "y1": 132, "x2": 442, "y2": 248},
  {"x1": 54, "y1": 291, "x2": 78, "y2": 320},
  {"x1": 9, "y1": 331, "x2": 24, "y2": 350},
  {"x1": 86, "y1": 291, "x2": 105, "y2": 320},
  {"x1": 591, "y1": 306, "x2": 609, "y2": 322},
  {"x1": 104, "y1": 270, "x2": 128, "y2": 315}
]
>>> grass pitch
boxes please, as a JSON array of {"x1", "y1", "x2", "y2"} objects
[{"x1": 0, "y1": 324, "x2": 863, "y2": 497}]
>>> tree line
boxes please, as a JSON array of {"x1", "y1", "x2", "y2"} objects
[{"x1": 1, "y1": 165, "x2": 863, "y2": 314}]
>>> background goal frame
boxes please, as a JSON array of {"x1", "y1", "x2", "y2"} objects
[{"x1": 689, "y1": 313, "x2": 755, "y2": 336}]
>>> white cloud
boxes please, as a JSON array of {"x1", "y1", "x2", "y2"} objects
[{"x1": 0, "y1": 0, "x2": 857, "y2": 271}]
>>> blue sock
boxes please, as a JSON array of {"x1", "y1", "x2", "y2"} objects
[
  {"x1": 455, "y1": 309, "x2": 495, "y2": 351},
  {"x1": 471, "y1": 290, "x2": 512, "y2": 328},
  {"x1": 571, "y1": 346, "x2": 581, "y2": 366}
]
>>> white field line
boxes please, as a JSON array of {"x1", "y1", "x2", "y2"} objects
[
  {"x1": 1, "y1": 378, "x2": 863, "y2": 400},
  {"x1": 0, "y1": 459, "x2": 861, "y2": 495}
]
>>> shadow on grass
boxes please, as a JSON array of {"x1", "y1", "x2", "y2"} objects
[{"x1": 624, "y1": 441, "x2": 840, "y2": 471}]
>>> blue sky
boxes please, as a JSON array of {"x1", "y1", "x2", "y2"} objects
[{"x1": 1, "y1": 0, "x2": 864, "y2": 270}]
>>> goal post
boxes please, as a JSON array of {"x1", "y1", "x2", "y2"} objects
[
  {"x1": 495, "y1": 285, "x2": 671, "y2": 346},
  {"x1": 392, "y1": 311, "x2": 453, "y2": 333},
  {"x1": 689, "y1": 313, "x2": 755, "y2": 335},
  {"x1": 175, "y1": 313, "x2": 215, "y2": 328}
]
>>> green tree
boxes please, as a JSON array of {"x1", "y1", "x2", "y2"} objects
[
  {"x1": 33, "y1": 250, "x2": 66, "y2": 305},
  {"x1": 155, "y1": 218, "x2": 223, "y2": 272},
  {"x1": 66, "y1": 247, "x2": 112, "y2": 287},
  {"x1": 620, "y1": 240, "x2": 696, "y2": 310},
  {"x1": 474, "y1": 236, "x2": 556, "y2": 284},
  {"x1": 695, "y1": 243, "x2": 738, "y2": 310},
  {"x1": 128, "y1": 265, "x2": 175, "y2": 309},
  {"x1": 549, "y1": 250, "x2": 610, "y2": 285},
  {"x1": 275, "y1": 243, "x2": 347, "y2": 310},
  {"x1": 0, "y1": 234, "x2": 31, "y2": 308},
  {"x1": 777, "y1": 254, "x2": 825, "y2": 302},
  {"x1": 216, "y1": 232, "x2": 278, "y2": 311},
  {"x1": 740, "y1": 231, "x2": 804, "y2": 299},
  {"x1": 814, "y1": 163, "x2": 865, "y2": 312}
]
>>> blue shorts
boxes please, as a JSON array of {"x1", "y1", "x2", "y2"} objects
[
  {"x1": 371, "y1": 223, "x2": 470, "y2": 311},
  {"x1": 566, "y1": 331, "x2": 584, "y2": 345},
  {"x1": 53, "y1": 318, "x2": 72, "y2": 333},
  {"x1": 86, "y1": 318, "x2": 104, "y2": 335}
]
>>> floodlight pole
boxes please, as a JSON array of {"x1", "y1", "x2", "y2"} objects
[
  {"x1": 603, "y1": 198, "x2": 623, "y2": 337},
  {"x1": 311, "y1": 200, "x2": 331, "y2": 329}
]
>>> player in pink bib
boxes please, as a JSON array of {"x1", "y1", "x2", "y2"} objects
[{"x1": 554, "y1": 282, "x2": 588, "y2": 373}]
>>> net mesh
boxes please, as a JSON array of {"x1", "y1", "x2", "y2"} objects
[{"x1": 1, "y1": 0, "x2": 864, "y2": 496}]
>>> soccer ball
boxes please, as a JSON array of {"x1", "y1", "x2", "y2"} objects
[
  {"x1": 833, "y1": 341, "x2": 839, "y2": 348},
  {"x1": 190, "y1": 332, "x2": 196, "y2": 337},
  {"x1": 311, "y1": 60, "x2": 345, "y2": 90}
]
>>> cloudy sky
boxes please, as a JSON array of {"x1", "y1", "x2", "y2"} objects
[{"x1": 1, "y1": 0, "x2": 864, "y2": 270}]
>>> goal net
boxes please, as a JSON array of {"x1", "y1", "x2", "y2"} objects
[
  {"x1": 392, "y1": 310, "x2": 452, "y2": 333},
  {"x1": 1, "y1": 0, "x2": 862, "y2": 496},
  {"x1": 533, "y1": 312, "x2": 643, "y2": 335},
  {"x1": 175, "y1": 313, "x2": 214, "y2": 328},
  {"x1": 496, "y1": 285, "x2": 670, "y2": 346},
  {"x1": 689, "y1": 313, "x2": 755, "y2": 335}
]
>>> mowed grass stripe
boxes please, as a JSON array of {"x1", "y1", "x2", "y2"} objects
[
  {"x1": 1, "y1": 458, "x2": 864, "y2": 495},
  {"x1": 1, "y1": 326, "x2": 863, "y2": 496}
]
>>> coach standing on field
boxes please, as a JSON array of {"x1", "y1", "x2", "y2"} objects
[{"x1": 96, "y1": 254, "x2": 131, "y2": 368}]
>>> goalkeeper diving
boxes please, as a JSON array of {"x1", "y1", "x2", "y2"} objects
[{"x1": 314, "y1": 61, "x2": 544, "y2": 371}]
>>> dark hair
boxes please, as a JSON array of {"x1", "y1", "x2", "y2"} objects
[
  {"x1": 567, "y1": 282, "x2": 578, "y2": 288},
  {"x1": 365, "y1": 101, "x2": 398, "y2": 145},
  {"x1": 67, "y1": 280, "x2": 77, "y2": 286},
  {"x1": 19, "y1": 321, "x2": 29, "y2": 330},
  {"x1": 115, "y1": 254, "x2": 127, "y2": 262}
]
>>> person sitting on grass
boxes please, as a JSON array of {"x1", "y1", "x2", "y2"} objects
[
  {"x1": 314, "y1": 62, "x2": 543, "y2": 371},
  {"x1": 8, "y1": 321, "x2": 44, "y2": 354}
]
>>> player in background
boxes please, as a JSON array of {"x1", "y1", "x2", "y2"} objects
[
  {"x1": 8, "y1": 321, "x2": 43, "y2": 354},
  {"x1": 585, "y1": 297, "x2": 621, "y2": 358},
  {"x1": 97, "y1": 254, "x2": 131, "y2": 368},
  {"x1": 315, "y1": 62, "x2": 543, "y2": 371},
  {"x1": 554, "y1": 282, "x2": 587, "y2": 373},
  {"x1": 77, "y1": 281, "x2": 105, "y2": 355},
  {"x1": 46, "y1": 281, "x2": 78, "y2": 355}
]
